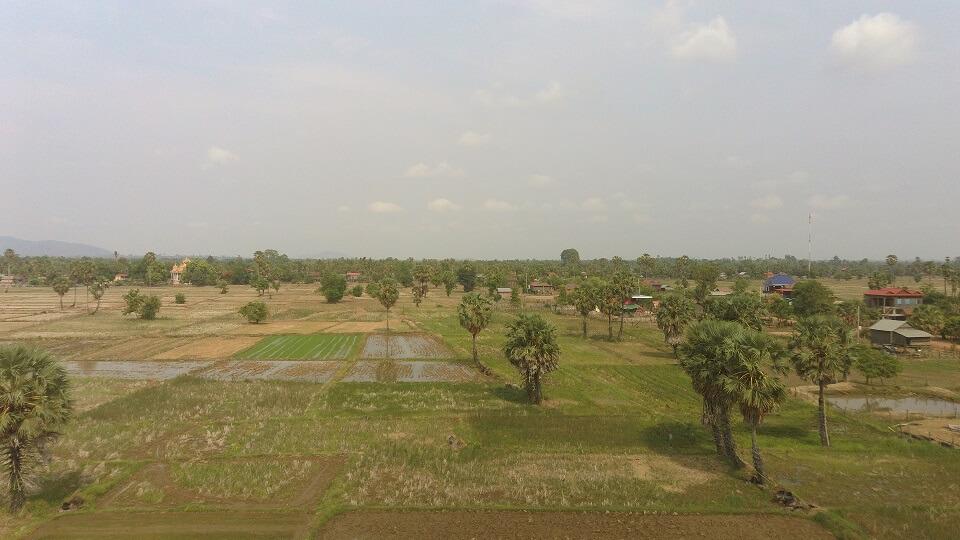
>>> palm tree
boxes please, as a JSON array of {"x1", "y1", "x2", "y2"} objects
[
  {"x1": 730, "y1": 332, "x2": 787, "y2": 484},
  {"x1": 656, "y1": 293, "x2": 697, "y2": 356},
  {"x1": 678, "y1": 320, "x2": 746, "y2": 468},
  {"x1": 503, "y1": 314, "x2": 561, "y2": 404},
  {"x1": 0, "y1": 345, "x2": 72, "y2": 511},
  {"x1": 458, "y1": 293, "x2": 493, "y2": 370},
  {"x1": 612, "y1": 271, "x2": 635, "y2": 340},
  {"x1": 886, "y1": 254, "x2": 898, "y2": 284},
  {"x1": 790, "y1": 315, "x2": 846, "y2": 447},
  {"x1": 571, "y1": 278, "x2": 600, "y2": 338}
]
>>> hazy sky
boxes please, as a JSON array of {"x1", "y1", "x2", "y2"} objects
[{"x1": 2, "y1": 1, "x2": 958, "y2": 260}]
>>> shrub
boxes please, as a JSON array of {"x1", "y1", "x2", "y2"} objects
[
  {"x1": 852, "y1": 345, "x2": 902, "y2": 385},
  {"x1": 174, "y1": 293, "x2": 186, "y2": 304},
  {"x1": 217, "y1": 280, "x2": 229, "y2": 294},
  {"x1": 139, "y1": 296, "x2": 161, "y2": 320},
  {"x1": 239, "y1": 301, "x2": 268, "y2": 324},
  {"x1": 351, "y1": 285, "x2": 363, "y2": 297},
  {"x1": 319, "y1": 274, "x2": 347, "y2": 303}
]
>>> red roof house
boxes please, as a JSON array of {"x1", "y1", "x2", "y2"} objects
[{"x1": 863, "y1": 287, "x2": 924, "y2": 316}]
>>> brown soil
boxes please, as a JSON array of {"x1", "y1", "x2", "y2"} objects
[
  {"x1": 28, "y1": 511, "x2": 310, "y2": 539},
  {"x1": 325, "y1": 320, "x2": 401, "y2": 333},
  {"x1": 153, "y1": 336, "x2": 262, "y2": 359},
  {"x1": 317, "y1": 510, "x2": 832, "y2": 540},
  {"x1": 228, "y1": 321, "x2": 340, "y2": 336}
]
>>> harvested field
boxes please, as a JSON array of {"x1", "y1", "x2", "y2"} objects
[
  {"x1": 317, "y1": 511, "x2": 832, "y2": 539},
  {"x1": 197, "y1": 360, "x2": 340, "y2": 382},
  {"x1": 167, "y1": 320, "x2": 242, "y2": 336},
  {"x1": 325, "y1": 320, "x2": 403, "y2": 333},
  {"x1": 235, "y1": 334, "x2": 359, "y2": 360},
  {"x1": 153, "y1": 336, "x2": 262, "y2": 359},
  {"x1": 71, "y1": 378, "x2": 155, "y2": 413},
  {"x1": 343, "y1": 360, "x2": 482, "y2": 383},
  {"x1": 64, "y1": 360, "x2": 211, "y2": 380},
  {"x1": 78, "y1": 337, "x2": 197, "y2": 360},
  {"x1": 29, "y1": 511, "x2": 310, "y2": 539},
  {"x1": 360, "y1": 334, "x2": 453, "y2": 359},
  {"x1": 228, "y1": 321, "x2": 340, "y2": 336}
]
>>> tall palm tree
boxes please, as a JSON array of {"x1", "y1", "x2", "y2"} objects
[
  {"x1": 679, "y1": 320, "x2": 746, "y2": 468},
  {"x1": 0, "y1": 345, "x2": 72, "y2": 511},
  {"x1": 571, "y1": 278, "x2": 601, "y2": 338},
  {"x1": 656, "y1": 293, "x2": 697, "y2": 356},
  {"x1": 790, "y1": 315, "x2": 845, "y2": 447},
  {"x1": 503, "y1": 314, "x2": 561, "y2": 404},
  {"x1": 728, "y1": 332, "x2": 787, "y2": 484},
  {"x1": 458, "y1": 293, "x2": 493, "y2": 370}
]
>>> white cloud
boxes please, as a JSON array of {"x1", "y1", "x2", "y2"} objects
[
  {"x1": 204, "y1": 146, "x2": 237, "y2": 168},
  {"x1": 750, "y1": 213, "x2": 770, "y2": 224},
  {"x1": 809, "y1": 194, "x2": 851, "y2": 210},
  {"x1": 831, "y1": 13, "x2": 917, "y2": 71},
  {"x1": 427, "y1": 198, "x2": 462, "y2": 212},
  {"x1": 483, "y1": 198, "x2": 516, "y2": 211},
  {"x1": 403, "y1": 161, "x2": 464, "y2": 178},
  {"x1": 337, "y1": 205, "x2": 351, "y2": 212},
  {"x1": 750, "y1": 194, "x2": 783, "y2": 211},
  {"x1": 535, "y1": 81, "x2": 566, "y2": 103},
  {"x1": 458, "y1": 131, "x2": 491, "y2": 147},
  {"x1": 528, "y1": 174, "x2": 555, "y2": 187},
  {"x1": 368, "y1": 201, "x2": 403, "y2": 213},
  {"x1": 581, "y1": 197, "x2": 606, "y2": 211},
  {"x1": 672, "y1": 17, "x2": 737, "y2": 62}
]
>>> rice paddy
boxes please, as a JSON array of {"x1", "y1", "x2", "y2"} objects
[{"x1": 234, "y1": 334, "x2": 360, "y2": 360}]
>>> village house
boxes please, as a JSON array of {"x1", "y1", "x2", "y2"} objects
[
  {"x1": 170, "y1": 259, "x2": 190, "y2": 285},
  {"x1": 345, "y1": 272, "x2": 362, "y2": 282},
  {"x1": 762, "y1": 273, "x2": 795, "y2": 294},
  {"x1": 863, "y1": 287, "x2": 924, "y2": 318},
  {"x1": 528, "y1": 281, "x2": 555, "y2": 295},
  {"x1": 868, "y1": 319, "x2": 932, "y2": 348}
]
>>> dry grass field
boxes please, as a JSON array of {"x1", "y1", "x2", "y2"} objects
[{"x1": 0, "y1": 281, "x2": 958, "y2": 539}]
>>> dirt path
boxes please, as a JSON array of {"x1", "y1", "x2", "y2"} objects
[{"x1": 316, "y1": 510, "x2": 832, "y2": 539}]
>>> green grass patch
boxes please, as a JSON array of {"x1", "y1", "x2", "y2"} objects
[{"x1": 234, "y1": 334, "x2": 360, "y2": 360}]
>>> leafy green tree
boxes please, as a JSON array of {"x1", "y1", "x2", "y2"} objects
[
  {"x1": 704, "y1": 293, "x2": 764, "y2": 330},
  {"x1": 909, "y1": 305, "x2": 946, "y2": 337},
  {"x1": 239, "y1": 301, "x2": 268, "y2": 324},
  {"x1": 183, "y1": 260, "x2": 218, "y2": 286},
  {"x1": 141, "y1": 252, "x2": 157, "y2": 286},
  {"x1": 886, "y1": 254, "x2": 898, "y2": 284},
  {"x1": 692, "y1": 263, "x2": 719, "y2": 305},
  {"x1": 52, "y1": 277, "x2": 71, "y2": 311},
  {"x1": 319, "y1": 273, "x2": 347, "y2": 303},
  {"x1": 791, "y1": 280, "x2": 834, "y2": 317},
  {"x1": 411, "y1": 283, "x2": 427, "y2": 307},
  {"x1": 867, "y1": 271, "x2": 890, "y2": 291},
  {"x1": 68, "y1": 259, "x2": 95, "y2": 308},
  {"x1": 571, "y1": 278, "x2": 600, "y2": 338},
  {"x1": 251, "y1": 276, "x2": 269, "y2": 297},
  {"x1": 790, "y1": 315, "x2": 847, "y2": 446},
  {"x1": 375, "y1": 279, "x2": 400, "y2": 330},
  {"x1": 732, "y1": 277, "x2": 749, "y2": 295},
  {"x1": 88, "y1": 279, "x2": 109, "y2": 314},
  {"x1": 174, "y1": 293, "x2": 186, "y2": 304},
  {"x1": 509, "y1": 287, "x2": 522, "y2": 309},
  {"x1": 612, "y1": 271, "x2": 635, "y2": 340},
  {"x1": 0, "y1": 345, "x2": 72, "y2": 511},
  {"x1": 656, "y1": 293, "x2": 697, "y2": 355},
  {"x1": 852, "y1": 345, "x2": 902, "y2": 385},
  {"x1": 942, "y1": 316, "x2": 960, "y2": 342},
  {"x1": 365, "y1": 281, "x2": 381, "y2": 299},
  {"x1": 675, "y1": 255, "x2": 691, "y2": 288},
  {"x1": 122, "y1": 289, "x2": 145, "y2": 317},
  {"x1": 351, "y1": 285, "x2": 363, "y2": 297},
  {"x1": 560, "y1": 248, "x2": 580, "y2": 266},
  {"x1": 217, "y1": 280, "x2": 229, "y2": 294},
  {"x1": 457, "y1": 265, "x2": 477, "y2": 292},
  {"x1": 458, "y1": 293, "x2": 493, "y2": 370},
  {"x1": 637, "y1": 253, "x2": 656, "y2": 277},
  {"x1": 440, "y1": 270, "x2": 457, "y2": 296},
  {"x1": 597, "y1": 279, "x2": 622, "y2": 341},
  {"x1": 503, "y1": 314, "x2": 561, "y2": 404}
]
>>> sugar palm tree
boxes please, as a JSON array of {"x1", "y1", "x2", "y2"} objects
[
  {"x1": 656, "y1": 293, "x2": 697, "y2": 356},
  {"x1": 458, "y1": 293, "x2": 493, "y2": 370},
  {"x1": 727, "y1": 331, "x2": 787, "y2": 484},
  {"x1": 679, "y1": 320, "x2": 745, "y2": 468},
  {"x1": 790, "y1": 315, "x2": 846, "y2": 447},
  {"x1": 503, "y1": 314, "x2": 561, "y2": 404},
  {"x1": 0, "y1": 345, "x2": 72, "y2": 511},
  {"x1": 571, "y1": 278, "x2": 601, "y2": 338}
]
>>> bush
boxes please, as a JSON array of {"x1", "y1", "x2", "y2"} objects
[
  {"x1": 217, "y1": 280, "x2": 229, "y2": 294},
  {"x1": 139, "y1": 296, "x2": 161, "y2": 320},
  {"x1": 174, "y1": 293, "x2": 186, "y2": 304},
  {"x1": 351, "y1": 285, "x2": 363, "y2": 297},
  {"x1": 852, "y1": 345, "x2": 902, "y2": 385},
  {"x1": 319, "y1": 273, "x2": 347, "y2": 303},
  {"x1": 239, "y1": 301, "x2": 268, "y2": 324}
]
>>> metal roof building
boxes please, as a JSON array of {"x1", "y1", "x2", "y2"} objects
[{"x1": 868, "y1": 319, "x2": 932, "y2": 347}]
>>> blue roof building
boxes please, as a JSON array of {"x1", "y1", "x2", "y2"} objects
[{"x1": 762, "y1": 273, "x2": 795, "y2": 293}]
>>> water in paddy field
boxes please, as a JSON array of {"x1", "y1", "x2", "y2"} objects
[{"x1": 827, "y1": 395, "x2": 960, "y2": 417}]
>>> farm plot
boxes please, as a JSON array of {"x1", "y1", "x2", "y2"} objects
[
  {"x1": 79, "y1": 337, "x2": 198, "y2": 361},
  {"x1": 227, "y1": 321, "x2": 340, "y2": 336},
  {"x1": 360, "y1": 334, "x2": 453, "y2": 359},
  {"x1": 153, "y1": 336, "x2": 261, "y2": 360},
  {"x1": 197, "y1": 360, "x2": 340, "y2": 382},
  {"x1": 343, "y1": 360, "x2": 482, "y2": 383},
  {"x1": 65, "y1": 360, "x2": 211, "y2": 380},
  {"x1": 234, "y1": 334, "x2": 360, "y2": 360}
]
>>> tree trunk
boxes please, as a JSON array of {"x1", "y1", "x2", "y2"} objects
[
  {"x1": 750, "y1": 426, "x2": 765, "y2": 484},
  {"x1": 607, "y1": 314, "x2": 613, "y2": 341},
  {"x1": 72, "y1": 285, "x2": 77, "y2": 307},
  {"x1": 532, "y1": 371, "x2": 542, "y2": 404},
  {"x1": 8, "y1": 442, "x2": 25, "y2": 512},
  {"x1": 817, "y1": 380, "x2": 830, "y2": 447},
  {"x1": 618, "y1": 310, "x2": 625, "y2": 340},
  {"x1": 718, "y1": 406, "x2": 745, "y2": 468},
  {"x1": 59, "y1": 296, "x2": 64, "y2": 311},
  {"x1": 704, "y1": 400, "x2": 724, "y2": 458},
  {"x1": 582, "y1": 316, "x2": 587, "y2": 338},
  {"x1": 471, "y1": 333, "x2": 478, "y2": 366}
]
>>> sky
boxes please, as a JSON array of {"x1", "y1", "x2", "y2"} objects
[{"x1": 2, "y1": 1, "x2": 958, "y2": 260}]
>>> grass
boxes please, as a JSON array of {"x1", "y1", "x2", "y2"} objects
[
  {"x1": 234, "y1": 333, "x2": 360, "y2": 360},
  {"x1": 2, "y1": 285, "x2": 960, "y2": 539}
]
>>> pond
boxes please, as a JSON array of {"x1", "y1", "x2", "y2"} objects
[{"x1": 827, "y1": 395, "x2": 960, "y2": 417}]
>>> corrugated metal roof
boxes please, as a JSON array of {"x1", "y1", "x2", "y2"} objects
[
  {"x1": 895, "y1": 328, "x2": 932, "y2": 339},
  {"x1": 864, "y1": 287, "x2": 923, "y2": 297},
  {"x1": 870, "y1": 319, "x2": 907, "y2": 331}
]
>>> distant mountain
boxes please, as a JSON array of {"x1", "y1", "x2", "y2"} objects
[{"x1": 0, "y1": 236, "x2": 113, "y2": 258}]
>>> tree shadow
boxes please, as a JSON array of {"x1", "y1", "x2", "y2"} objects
[
  {"x1": 32, "y1": 469, "x2": 84, "y2": 506},
  {"x1": 639, "y1": 421, "x2": 716, "y2": 454},
  {"x1": 491, "y1": 385, "x2": 529, "y2": 405}
]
